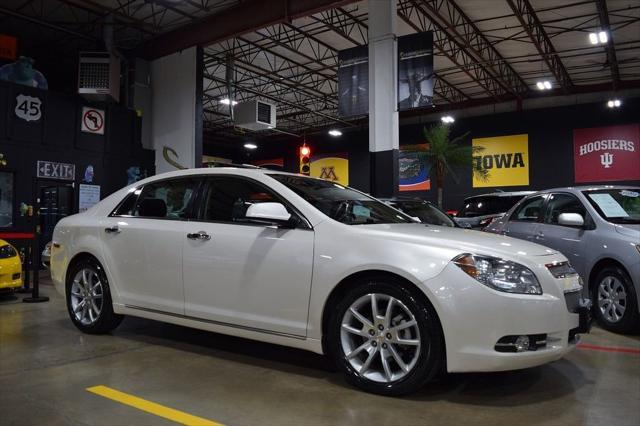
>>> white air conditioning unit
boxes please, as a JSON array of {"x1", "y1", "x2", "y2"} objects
[
  {"x1": 234, "y1": 100, "x2": 276, "y2": 131},
  {"x1": 78, "y1": 52, "x2": 120, "y2": 102}
]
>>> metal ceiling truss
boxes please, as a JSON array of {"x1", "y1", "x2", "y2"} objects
[
  {"x1": 594, "y1": 0, "x2": 621, "y2": 88},
  {"x1": 398, "y1": 0, "x2": 516, "y2": 101},
  {"x1": 506, "y1": 0, "x2": 574, "y2": 92}
]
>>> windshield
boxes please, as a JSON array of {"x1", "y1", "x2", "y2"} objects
[
  {"x1": 390, "y1": 200, "x2": 455, "y2": 227},
  {"x1": 457, "y1": 195, "x2": 525, "y2": 217},
  {"x1": 583, "y1": 188, "x2": 640, "y2": 224},
  {"x1": 269, "y1": 174, "x2": 413, "y2": 225}
]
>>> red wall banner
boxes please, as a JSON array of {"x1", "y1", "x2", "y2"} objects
[{"x1": 573, "y1": 124, "x2": 640, "y2": 183}]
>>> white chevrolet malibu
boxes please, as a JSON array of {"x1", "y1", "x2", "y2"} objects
[{"x1": 51, "y1": 167, "x2": 591, "y2": 395}]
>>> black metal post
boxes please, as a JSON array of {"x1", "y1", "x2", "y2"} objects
[{"x1": 23, "y1": 222, "x2": 48, "y2": 303}]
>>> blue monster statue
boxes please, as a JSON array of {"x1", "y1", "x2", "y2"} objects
[{"x1": 0, "y1": 56, "x2": 48, "y2": 89}]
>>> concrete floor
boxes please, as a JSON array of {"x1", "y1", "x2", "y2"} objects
[{"x1": 1, "y1": 280, "x2": 639, "y2": 426}]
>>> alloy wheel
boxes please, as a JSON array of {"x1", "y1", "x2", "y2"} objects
[
  {"x1": 598, "y1": 276, "x2": 627, "y2": 323},
  {"x1": 340, "y1": 293, "x2": 421, "y2": 383},
  {"x1": 70, "y1": 268, "x2": 104, "y2": 326}
]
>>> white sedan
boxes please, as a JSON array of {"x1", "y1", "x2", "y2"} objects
[{"x1": 51, "y1": 167, "x2": 591, "y2": 395}]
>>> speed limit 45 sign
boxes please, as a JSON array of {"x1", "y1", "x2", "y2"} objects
[{"x1": 15, "y1": 94, "x2": 42, "y2": 122}]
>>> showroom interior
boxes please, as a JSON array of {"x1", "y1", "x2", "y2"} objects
[{"x1": 0, "y1": 0, "x2": 639, "y2": 424}]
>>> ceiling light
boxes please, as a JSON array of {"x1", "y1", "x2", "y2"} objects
[
  {"x1": 220, "y1": 98, "x2": 238, "y2": 106},
  {"x1": 536, "y1": 82, "x2": 545, "y2": 90},
  {"x1": 543, "y1": 81, "x2": 552, "y2": 90},
  {"x1": 598, "y1": 31, "x2": 608, "y2": 43},
  {"x1": 328, "y1": 129, "x2": 342, "y2": 137},
  {"x1": 536, "y1": 80, "x2": 552, "y2": 90},
  {"x1": 589, "y1": 33, "x2": 598, "y2": 45},
  {"x1": 441, "y1": 115, "x2": 454, "y2": 123},
  {"x1": 244, "y1": 143, "x2": 257, "y2": 149}
]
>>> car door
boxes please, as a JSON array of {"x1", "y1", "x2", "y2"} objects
[
  {"x1": 535, "y1": 192, "x2": 591, "y2": 278},
  {"x1": 100, "y1": 177, "x2": 200, "y2": 314},
  {"x1": 502, "y1": 194, "x2": 547, "y2": 241},
  {"x1": 182, "y1": 176, "x2": 314, "y2": 337}
]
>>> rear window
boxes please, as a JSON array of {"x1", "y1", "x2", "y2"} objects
[{"x1": 457, "y1": 195, "x2": 524, "y2": 218}]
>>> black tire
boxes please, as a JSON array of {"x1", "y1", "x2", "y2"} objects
[
  {"x1": 326, "y1": 276, "x2": 444, "y2": 396},
  {"x1": 66, "y1": 258, "x2": 123, "y2": 334},
  {"x1": 592, "y1": 266, "x2": 639, "y2": 334}
]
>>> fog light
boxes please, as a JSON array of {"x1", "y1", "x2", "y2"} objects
[{"x1": 514, "y1": 335, "x2": 530, "y2": 352}]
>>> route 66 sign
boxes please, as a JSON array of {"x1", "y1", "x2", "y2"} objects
[{"x1": 15, "y1": 94, "x2": 42, "y2": 122}]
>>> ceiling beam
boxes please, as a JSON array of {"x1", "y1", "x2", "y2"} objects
[
  {"x1": 142, "y1": 0, "x2": 356, "y2": 59},
  {"x1": 506, "y1": 0, "x2": 573, "y2": 93},
  {"x1": 418, "y1": 0, "x2": 529, "y2": 96},
  {"x1": 594, "y1": 0, "x2": 620, "y2": 89}
]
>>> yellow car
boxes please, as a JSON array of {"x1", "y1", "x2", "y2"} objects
[{"x1": 0, "y1": 239, "x2": 22, "y2": 292}]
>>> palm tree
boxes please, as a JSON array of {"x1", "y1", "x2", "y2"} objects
[{"x1": 404, "y1": 124, "x2": 488, "y2": 208}]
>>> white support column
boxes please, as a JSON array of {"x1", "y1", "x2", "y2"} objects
[
  {"x1": 150, "y1": 46, "x2": 203, "y2": 174},
  {"x1": 368, "y1": 0, "x2": 399, "y2": 197}
]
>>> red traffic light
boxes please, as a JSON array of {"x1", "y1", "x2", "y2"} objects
[{"x1": 300, "y1": 146, "x2": 311, "y2": 157}]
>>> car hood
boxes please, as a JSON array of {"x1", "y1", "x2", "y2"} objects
[
  {"x1": 614, "y1": 224, "x2": 640, "y2": 239},
  {"x1": 359, "y1": 223, "x2": 559, "y2": 258}
]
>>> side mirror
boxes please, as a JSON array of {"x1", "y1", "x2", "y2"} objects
[
  {"x1": 558, "y1": 212, "x2": 584, "y2": 227},
  {"x1": 245, "y1": 202, "x2": 292, "y2": 226}
]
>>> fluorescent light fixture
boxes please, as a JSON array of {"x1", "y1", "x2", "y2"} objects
[
  {"x1": 244, "y1": 143, "x2": 258, "y2": 149},
  {"x1": 441, "y1": 115, "x2": 454, "y2": 123},
  {"x1": 598, "y1": 31, "x2": 608, "y2": 43},
  {"x1": 536, "y1": 82, "x2": 545, "y2": 90},
  {"x1": 543, "y1": 81, "x2": 552, "y2": 90},
  {"x1": 220, "y1": 98, "x2": 238, "y2": 106},
  {"x1": 589, "y1": 33, "x2": 598, "y2": 45},
  {"x1": 328, "y1": 129, "x2": 342, "y2": 137}
]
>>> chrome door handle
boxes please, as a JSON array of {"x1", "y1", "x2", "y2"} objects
[
  {"x1": 187, "y1": 231, "x2": 211, "y2": 241},
  {"x1": 104, "y1": 226, "x2": 120, "y2": 234}
]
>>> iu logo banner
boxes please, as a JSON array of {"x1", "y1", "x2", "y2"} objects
[
  {"x1": 573, "y1": 124, "x2": 640, "y2": 183},
  {"x1": 310, "y1": 153, "x2": 349, "y2": 186}
]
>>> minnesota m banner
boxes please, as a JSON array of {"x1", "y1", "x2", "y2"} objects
[
  {"x1": 310, "y1": 152, "x2": 349, "y2": 186},
  {"x1": 472, "y1": 134, "x2": 529, "y2": 187}
]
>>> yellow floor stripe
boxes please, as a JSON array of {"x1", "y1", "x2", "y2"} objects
[{"x1": 87, "y1": 385, "x2": 223, "y2": 426}]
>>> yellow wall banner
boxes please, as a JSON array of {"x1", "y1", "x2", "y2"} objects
[
  {"x1": 472, "y1": 134, "x2": 529, "y2": 187},
  {"x1": 310, "y1": 153, "x2": 349, "y2": 186}
]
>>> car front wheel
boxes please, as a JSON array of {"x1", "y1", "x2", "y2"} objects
[
  {"x1": 327, "y1": 277, "x2": 444, "y2": 396},
  {"x1": 593, "y1": 266, "x2": 639, "y2": 334},
  {"x1": 66, "y1": 258, "x2": 123, "y2": 334}
]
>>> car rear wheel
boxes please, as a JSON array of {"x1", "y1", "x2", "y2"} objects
[
  {"x1": 593, "y1": 266, "x2": 639, "y2": 334},
  {"x1": 327, "y1": 277, "x2": 443, "y2": 396},
  {"x1": 66, "y1": 258, "x2": 123, "y2": 334}
]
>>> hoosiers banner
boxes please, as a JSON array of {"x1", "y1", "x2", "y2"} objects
[
  {"x1": 574, "y1": 124, "x2": 640, "y2": 183},
  {"x1": 310, "y1": 153, "x2": 349, "y2": 186},
  {"x1": 472, "y1": 134, "x2": 529, "y2": 187}
]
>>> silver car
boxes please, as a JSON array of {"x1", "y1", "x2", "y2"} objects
[{"x1": 486, "y1": 186, "x2": 640, "y2": 333}]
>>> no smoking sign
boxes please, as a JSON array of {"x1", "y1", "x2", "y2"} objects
[{"x1": 81, "y1": 106, "x2": 105, "y2": 135}]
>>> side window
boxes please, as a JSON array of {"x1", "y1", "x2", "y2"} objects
[
  {"x1": 544, "y1": 193, "x2": 586, "y2": 225},
  {"x1": 200, "y1": 178, "x2": 281, "y2": 223},
  {"x1": 511, "y1": 195, "x2": 545, "y2": 222},
  {"x1": 130, "y1": 179, "x2": 198, "y2": 219}
]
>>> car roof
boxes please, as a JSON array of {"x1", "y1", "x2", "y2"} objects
[
  {"x1": 528, "y1": 185, "x2": 640, "y2": 195},
  {"x1": 463, "y1": 191, "x2": 535, "y2": 200}
]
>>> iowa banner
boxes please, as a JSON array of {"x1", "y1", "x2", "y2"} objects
[
  {"x1": 472, "y1": 134, "x2": 529, "y2": 187},
  {"x1": 310, "y1": 153, "x2": 349, "y2": 186},
  {"x1": 573, "y1": 124, "x2": 640, "y2": 183}
]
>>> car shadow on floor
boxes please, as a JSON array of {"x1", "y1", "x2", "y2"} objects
[{"x1": 104, "y1": 315, "x2": 586, "y2": 406}]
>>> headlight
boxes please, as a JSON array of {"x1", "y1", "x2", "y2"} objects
[{"x1": 453, "y1": 253, "x2": 542, "y2": 295}]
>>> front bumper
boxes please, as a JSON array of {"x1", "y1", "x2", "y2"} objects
[{"x1": 423, "y1": 263, "x2": 590, "y2": 373}]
